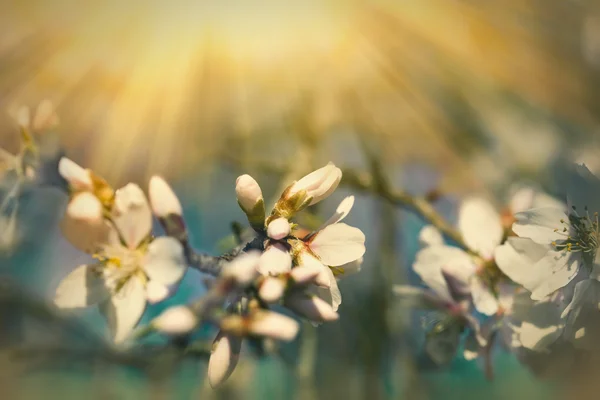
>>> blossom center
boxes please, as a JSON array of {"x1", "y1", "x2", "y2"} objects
[
  {"x1": 552, "y1": 206, "x2": 600, "y2": 257},
  {"x1": 97, "y1": 245, "x2": 146, "y2": 293}
]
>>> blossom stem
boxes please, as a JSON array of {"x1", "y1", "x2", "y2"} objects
[{"x1": 341, "y1": 168, "x2": 470, "y2": 251}]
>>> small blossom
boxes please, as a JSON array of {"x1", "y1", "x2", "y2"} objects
[
  {"x1": 288, "y1": 162, "x2": 342, "y2": 206},
  {"x1": 208, "y1": 330, "x2": 242, "y2": 388},
  {"x1": 55, "y1": 183, "x2": 187, "y2": 343},
  {"x1": 153, "y1": 306, "x2": 198, "y2": 335},
  {"x1": 267, "y1": 217, "x2": 291, "y2": 240}
]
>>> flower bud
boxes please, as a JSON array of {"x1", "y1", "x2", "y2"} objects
[
  {"x1": 149, "y1": 176, "x2": 182, "y2": 217},
  {"x1": 208, "y1": 330, "x2": 242, "y2": 388},
  {"x1": 222, "y1": 251, "x2": 261, "y2": 286},
  {"x1": 418, "y1": 225, "x2": 444, "y2": 248},
  {"x1": 258, "y1": 243, "x2": 292, "y2": 275},
  {"x1": 248, "y1": 311, "x2": 299, "y2": 341},
  {"x1": 236, "y1": 174, "x2": 266, "y2": 231},
  {"x1": 285, "y1": 293, "x2": 339, "y2": 323},
  {"x1": 289, "y1": 265, "x2": 321, "y2": 285},
  {"x1": 267, "y1": 217, "x2": 290, "y2": 240},
  {"x1": 153, "y1": 306, "x2": 198, "y2": 335},
  {"x1": 259, "y1": 277, "x2": 286, "y2": 303},
  {"x1": 288, "y1": 163, "x2": 342, "y2": 206}
]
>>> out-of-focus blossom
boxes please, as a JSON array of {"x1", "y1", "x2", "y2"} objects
[
  {"x1": 153, "y1": 305, "x2": 198, "y2": 335},
  {"x1": 55, "y1": 183, "x2": 186, "y2": 343},
  {"x1": 220, "y1": 310, "x2": 299, "y2": 341},
  {"x1": 258, "y1": 243, "x2": 293, "y2": 275},
  {"x1": 414, "y1": 197, "x2": 504, "y2": 316},
  {"x1": 208, "y1": 330, "x2": 242, "y2": 388},
  {"x1": 266, "y1": 217, "x2": 291, "y2": 240}
]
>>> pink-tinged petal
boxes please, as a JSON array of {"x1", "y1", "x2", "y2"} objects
[
  {"x1": 513, "y1": 207, "x2": 569, "y2": 245},
  {"x1": 112, "y1": 183, "x2": 152, "y2": 249},
  {"x1": 100, "y1": 276, "x2": 147, "y2": 343},
  {"x1": 55, "y1": 264, "x2": 109, "y2": 308},
  {"x1": 149, "y1": 176, "x2": 182, "y2": 217},
  {"x1": 297, "y1": 252, "x2": 330, "y2": 287},
  {"x1": 288, "y1": 163, "x2": 342, "y2": 206},
  {"x1": 258, "y1": 243, "x2": 292, "y2": 275},
  {"x1": 153, "y1": 306, "x2": 198, "y2": 335},
  {"x1": 58, "y1": 157, "x2": 92, "y2": 190},
  {"x1": 267, "y1": 217, "x2": 291, "y2": 240},
  {"x1": 208, "y1": 331, "x2": 242, "y2": 388},
  {"x1": 470, "y1": 278, "x2": 499, "y2": 316},
  {"x1": 309, "y1": 223, "x2": 365, "y2": 267},
  {"x1": 458, "y1": 197, "x2": 503, "y2": 257},
  {"x1": 142, "y1": 237, "x2": 186, "y2": 286}
]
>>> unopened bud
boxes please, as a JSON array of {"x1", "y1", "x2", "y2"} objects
[
  {"x1": 248, "y1": 311, "x2": 299, "y2": 341},
  {"x1": 258, "y1": 244, "x2": 292, "y2": 275},
  {"x1": 259, "y1": 277, "x2": 286, "y2": 303},
  {"x1": 267, "y1": 217, "x2": 291, "y2": 240},
  {"x1": 208, "y1": 330, "x2": 242, "y2": 388},
  {"x1": 222, "y1": 251, "x2": 261, "y2": 285},
  {"x1": 149, "y1": 176, "x2": 182, "y2": 217},
  {"x1": 235, "y1": 175, "x2": 266, "y2": 231},
  {"x1": 285, "y1": 293, "x2": 339, "y2": 323},
  {"x1": 153, "y1": 306, "x2": 198, "y2": 335}
]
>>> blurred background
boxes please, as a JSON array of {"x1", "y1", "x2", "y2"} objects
[{"x1": 1, "y1": 0, "x2": 600, "y2": 398}]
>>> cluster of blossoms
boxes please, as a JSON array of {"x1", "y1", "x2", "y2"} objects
[
  {"x1": 395, "y1": 186, "x2": 567, "y2": 374},
  {"x1": 52, "y1": 158, "x2": 365, "y2": 387}
]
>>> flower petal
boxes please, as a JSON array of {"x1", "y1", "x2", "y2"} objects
[
  {"x1": 55, "y1": 264, "x2": 109, "y2": 308},
  {"x1": 458, "y1": 197, "x2": 503, "y2": 257},
  {"x1": 495, "y1": 237, "x2": 579, "y2": 300},
  {"x1": 142, "y1": 237, "x2": 186, "y2": 286},
  {"x1": 470, "y1": 277, "x2": 499, "y2": 316},
  {"x1": 563, "y1": 279, "x2": 600, "y2": 349},
  {"x1": 100, "y1": 277, "x2": 147, "y2": 343},
  {"x1": 512, "y1": 207, "x2": 569, "y2": 245},
  {"x1": 149, "y1": 176, "x2": 182, "y2": 217},
  {"x1": 58, "y1": 157, "x2": 92, "y2": 190},
  {"x1": 112, "y1": 183, "x2": 152, "y2": 249},
  {"x1": 60, "y1": 200, "x2": 111, "y2": 254},
  {"x1": 145, "y1": 280, "x2": 170, "y2": 304},
  {"x1": 309, "y1": 223, "x2": 365, "y2": 266},
  {"x1": 313, "y1": 196, "x2": 355, "y2": 234},
  {"x1": 413, "y1": 245, "x2": 475, "y2": 301},
  {"x1": 419, "y1": 225, "x2": 444, "y2": 248}
]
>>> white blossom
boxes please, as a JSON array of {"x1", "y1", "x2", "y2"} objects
[
  {"x1": 55, "y1": 183, "x2": 187, "y2": 343},
  {"x1": 258, "y1": 243, "x2": 292, "y2": 275},
  {"x1": 413, "y1": 197, "x2": 504, "y2": 316},
  {"x1": 502, "y1": 164, "x2": 600, "y2": 301},
  {"x1": 287, "y1": 162, "x2": 342, "y2": 206}
]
